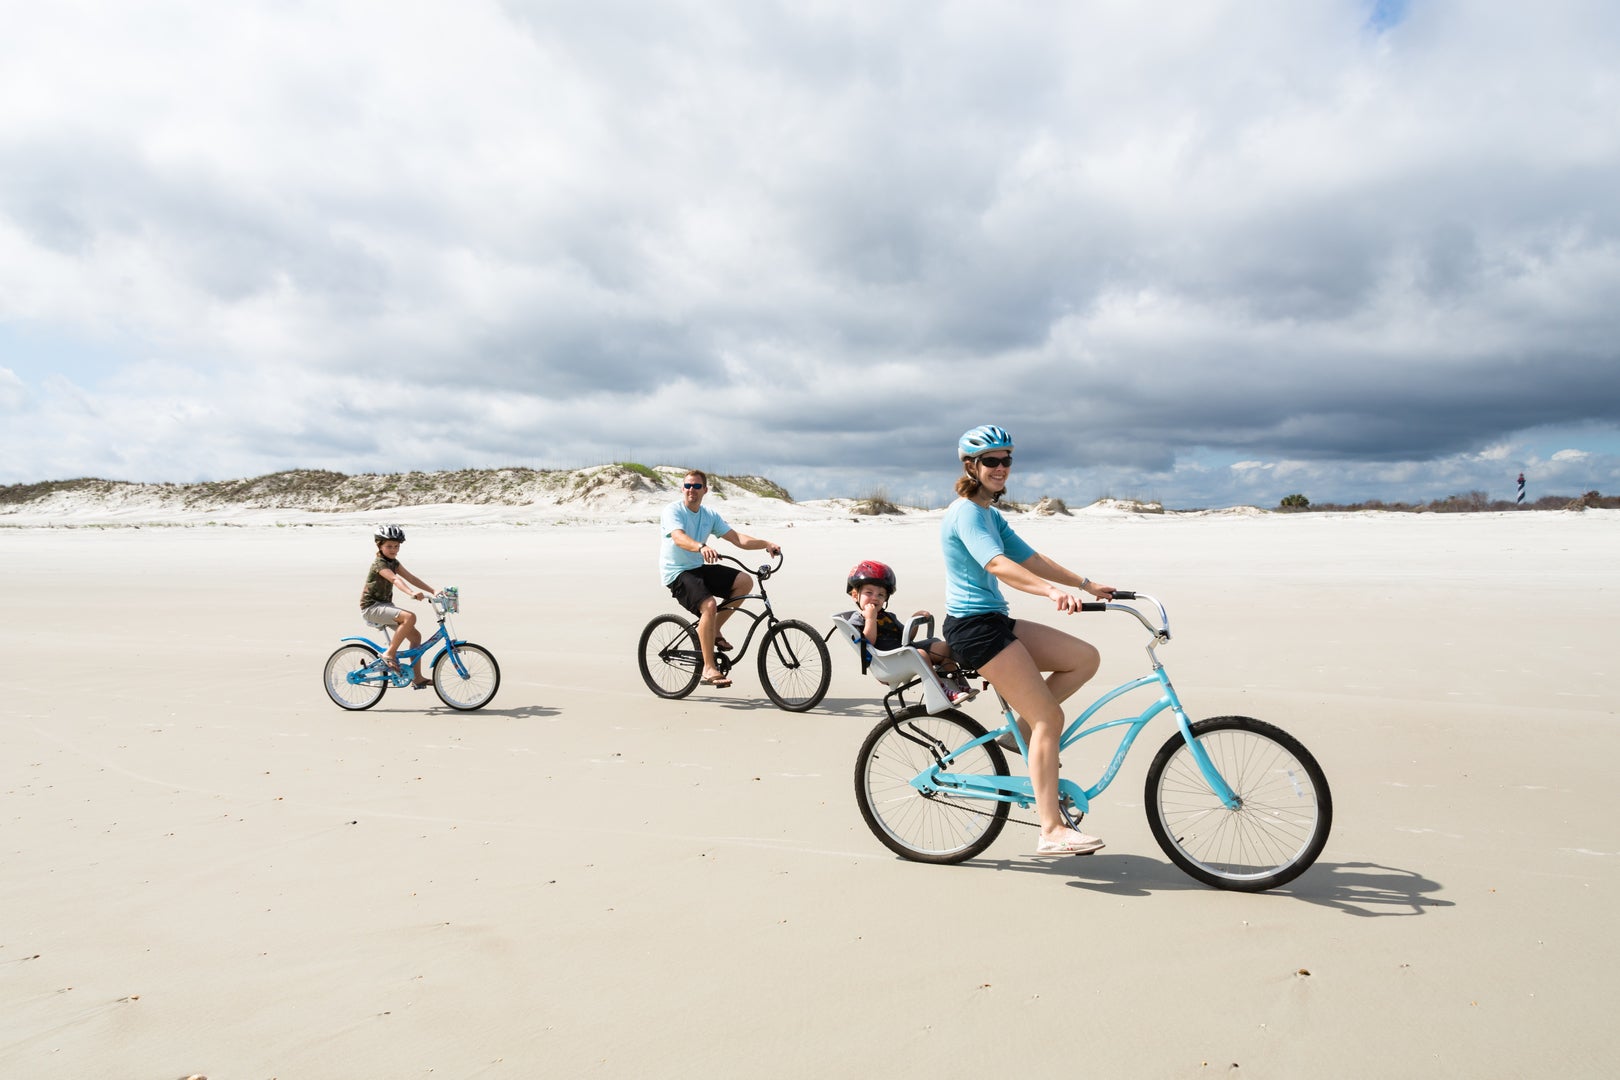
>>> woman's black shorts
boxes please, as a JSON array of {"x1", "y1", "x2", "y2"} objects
[
  {"x1": 942, "y1": 612, "x2": 1019, "y2": 672},
  {"x1": 668, "y1": 564, "x2": 742, "y2": 617}
]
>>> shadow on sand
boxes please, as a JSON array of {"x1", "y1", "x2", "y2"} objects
[{"x1": 956, "y1": 850, "x2": 1451, "y2": 916}]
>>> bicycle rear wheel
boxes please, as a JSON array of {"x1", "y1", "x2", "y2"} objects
[
  {"x1": 854, "y1": 706, "x2": 1010, "y2": 864},
  {"x1": 757, "y1": 619, "x2": 831, "y2": 712},
  {"x1": 323, "y1": 643, "x2": 386, "y2": 711},
  {"x1": 433, "y1": 643, "x2": 501, "y2": 711},
  {"x1": 638, "y1": 614, "x2": 704, "y2": 699},
  {"x1": 1145, "y1": 715, "x2": 1332, "y2": 892}
]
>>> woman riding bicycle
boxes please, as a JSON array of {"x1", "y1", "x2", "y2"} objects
[{"x1": 941, "y1": 425, "x2": 1116, "y2": 857}]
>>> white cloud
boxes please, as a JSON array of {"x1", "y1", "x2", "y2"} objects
[
  {"x1": 0, "y1": 366, "x2": 25, "y2": 410},
  {"x1": 1, "y1": 0, "x2": 1618, "y2": 503}
]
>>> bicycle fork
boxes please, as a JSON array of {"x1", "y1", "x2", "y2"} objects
[{"x1": 1157, "y1": 669, "x2": 1241, "y2": 810}]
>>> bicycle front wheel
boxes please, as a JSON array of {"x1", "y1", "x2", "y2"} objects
[
  {"x1": 1145, "y1": 715, "x2": 1332, "y2": 892},
  {"x1": 638, "y1": 614, "x2": 703, "y2": 699},
  {"x1": 433, "y1": 643, "x2": 501, "y2": 711},
  {"x1": 757, "y1": 619, "x2": 831, "y2": 712},
  {"x1": 323, "y1": 643, "x2": 386, "y2": 711},
  {"x1": 854, "y1": 706, "x2": 1010, "y2": 864}
]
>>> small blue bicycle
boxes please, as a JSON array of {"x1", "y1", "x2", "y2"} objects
[
  {"x1": 851, "y1": 592, "x2": 1331, "y2": 891},
  {"x1": 322, "y1": 591, "x2": 501, "y2": 712}
]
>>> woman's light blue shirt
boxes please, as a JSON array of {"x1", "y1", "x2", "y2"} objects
[{"x1": 941, "y1": 498, "x2": 1034, "y2": 616}]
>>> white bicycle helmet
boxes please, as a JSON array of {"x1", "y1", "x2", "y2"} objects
[
  {"x1": 374, "y1": 524, "x2": 406, "y2": 542},
  {"x1": 958, "y1": 424, "x2": 1014, "y2": 460}
]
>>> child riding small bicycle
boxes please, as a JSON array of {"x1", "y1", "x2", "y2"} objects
[
  {"x1": 359, "y1": 524, "x2": 438, "y2": 689},
  {"x1": 842, "y1": 560, "x2": 974, "y2": 706}
]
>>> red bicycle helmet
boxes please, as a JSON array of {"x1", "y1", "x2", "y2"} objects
[{"x1": 846, "y1": 559, "x2": 897, "y2": 597}]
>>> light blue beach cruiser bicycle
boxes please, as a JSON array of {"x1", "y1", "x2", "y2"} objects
[
  {"x1": 846, "y1": 592, "x2": 1331, "y2": 891},
  {"x1": 322, "y1": 589, "x2": 501, "y2": 712}
]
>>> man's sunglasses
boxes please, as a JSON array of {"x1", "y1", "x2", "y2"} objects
[
  {"x1": 975, "y1": 455, "x2": 1013, "y2": 470},
  {"x1": 684, "y1": 483, "x2": 706, "y2": 490}
]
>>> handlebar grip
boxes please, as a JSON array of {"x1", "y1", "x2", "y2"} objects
[
  {"x1": 1079, "y1": 602, "x2": 1110, "y2": 613},
  {"x1": 1111, "y1": 590, "x2": 1137, "y2": 600}
]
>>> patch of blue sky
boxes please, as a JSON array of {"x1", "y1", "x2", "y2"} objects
[
  {"x1": 1366, "y1": 0, "x2": 1411, "y2": 32},
  {"x1": 0, "y1": 321, "x2": 136, "y2": 389},
  {"x1": 1516, "y1": 421, "x2": 1620, "y2": 461}
]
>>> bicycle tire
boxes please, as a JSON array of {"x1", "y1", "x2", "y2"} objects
[
  {"x1": 854, "y1": 706, "x2": 1010, "y2": 863},
  {"x1": 1144, "y1": 715, "x2": 1332, "y2": 892},
  {"x1": 757, "y1": 619, "x2": 831, "y2": 712},
  {"x1": 637, "y1": 614, "x2": 704, "y2": 699},
  {"x1": 323, "y1": 643, "x2": 386, "y2": 711},
  {"x1": 433, "y1": 643, "x2": 501, "y2": 711}
]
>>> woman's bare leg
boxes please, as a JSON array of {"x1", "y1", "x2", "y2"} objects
[
  {"x1": 979, "y1": 623, "x2": 1101, "y2": 841},
  {"x1": 979, "y1": 640, "x2": 1069, "y2": 837},
  {"x1": 1013, "y1": 620, "x2": 1099, "y2": 705}
]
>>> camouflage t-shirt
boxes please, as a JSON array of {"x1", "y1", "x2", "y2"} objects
[{"x1": 360, "y1": 555, "x2": 400, "y2": 609}]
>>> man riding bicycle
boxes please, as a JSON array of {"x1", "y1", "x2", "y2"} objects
[{"x1": 659, "y1": 470, "x2": 781, "y2": 689}]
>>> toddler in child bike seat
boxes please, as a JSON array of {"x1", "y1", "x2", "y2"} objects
[
  {"x1": 842, "y1": 560, "x2": 974, "y2": 705},
  {"x1": 359, "y1": 524, "x2": 438, "y2": 689}
]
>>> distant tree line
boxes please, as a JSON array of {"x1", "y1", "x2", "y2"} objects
[{"x1": 1275, "y1": 490, "x2": 1619, "y2": 513}]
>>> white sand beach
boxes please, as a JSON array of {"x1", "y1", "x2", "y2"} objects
[{"x1": 3, "y1": 506, "x2": 1618, "y2": 1078}]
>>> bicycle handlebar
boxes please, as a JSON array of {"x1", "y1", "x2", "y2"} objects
[
  {"x1": 715, "y1": 550, "x2": 786, "y2": 580},
  {"x1": 1085, "y1": 591, "x2": 1170, "y2": 640},
  {"x1": 1079, "y1": 589, "x2": 1135, "y2": 613}
]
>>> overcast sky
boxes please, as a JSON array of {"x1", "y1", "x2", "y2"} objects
[{"x1": 3, "y1": 0, "x2": 1618, "y2": 508}]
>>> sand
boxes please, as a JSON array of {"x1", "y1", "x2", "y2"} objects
[{"x1": 3, "y1": 509, "x2": 1617, "y2": 1078}]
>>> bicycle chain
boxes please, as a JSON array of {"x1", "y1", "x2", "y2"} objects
[
  {"x1": 925, "y1": 792, "x2": 1040, "y2": 830},
  {"x1": 925, "y1": 791, "x2": 1087, "y2": 832}
]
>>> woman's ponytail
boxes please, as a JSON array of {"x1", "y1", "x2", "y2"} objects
[{"x1": 955, "y1": 461, "x2": 1004, "y2": 502}]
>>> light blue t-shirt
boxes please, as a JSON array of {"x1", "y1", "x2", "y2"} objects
[
  {"x1": 941, "y1": 498, "x2": 1035, "y2": 616},
  {"x1": 660, "y1": 502, "x2": 732, "y2": 586}
]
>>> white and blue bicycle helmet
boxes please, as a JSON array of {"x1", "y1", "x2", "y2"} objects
[{"x1": 958, "y1": 424, "x2": 1014, "y2": 461}]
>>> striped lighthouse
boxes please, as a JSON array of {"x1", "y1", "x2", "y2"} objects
[{"x1": 1517, "y1": 472, "x2": 1526, "y2": 505}]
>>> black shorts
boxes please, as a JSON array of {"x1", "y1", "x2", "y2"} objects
[
  {"x1": 668, "y1": 565, "x2": 743, "y2": 617},
  {"x1": 942, "y1": 612, "x2": 1019, "y2": 672}
]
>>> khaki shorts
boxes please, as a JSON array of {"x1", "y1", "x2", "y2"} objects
[{"x1": 362, "y1": 603, "x2": 406, "y2": 629}]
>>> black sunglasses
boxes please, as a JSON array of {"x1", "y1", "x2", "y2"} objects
[
  {"x1": 683, "y1": 482, "x2": 706, "y2": 490},
  {"x1": 975, "y1": 455, "x2": 1013, "y2": 469}
]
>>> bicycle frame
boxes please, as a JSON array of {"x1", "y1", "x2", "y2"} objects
[
  {"x1": 342, "y1": 601, "x2": 476, "y2": 687},
  {"x1": 711, "y1": 592, "x2": 775, "y2": 659},
  {"x1": 903, "y1": 596, "x2": 1241, "y2": 813},
  {"x1": 685, "y1": 554, "x2": 786, "y2": 670}
]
